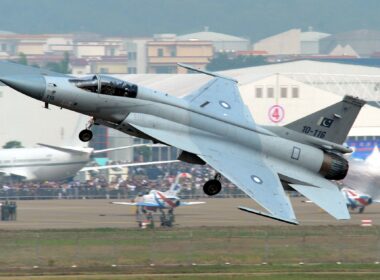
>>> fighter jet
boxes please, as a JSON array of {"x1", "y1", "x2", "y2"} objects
[
  {"x1": 0, "y1": 64, "x2": 366, "y2": 224},
  {"x1": 339, "y1": 145, "x2": 380, "y2": 213},
  {"x1": 340, "y1": 187, "x2": 380, "y2": 213},
  {"x1": 112, "y1": 172, "x2": 204, "y2": 228},
  {"x1": 111, "y1": 172, "x2": 205, "y2": 210}
]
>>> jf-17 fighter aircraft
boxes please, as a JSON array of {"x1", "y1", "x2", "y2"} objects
[{"x1": 0, "y1": 64, "x2": 366, "y2": 224}]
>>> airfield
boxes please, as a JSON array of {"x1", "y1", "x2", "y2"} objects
[
  {"x1": 0, "y1": 197, "x2": 380, "y2": 280},
  {"x1": 2, "y1": 197, "x2": 380, "y2": 229}
]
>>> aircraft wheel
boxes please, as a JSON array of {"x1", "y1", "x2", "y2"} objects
[
  {"x1": 359, "y1": 207, "x2": 365, "y2": 214},
  {"x1": 79, "y1": 129, "x2": 93, "y2": 142},
  {"x1": 203, "y1": 179, "x2": 222, "y2": 196}
]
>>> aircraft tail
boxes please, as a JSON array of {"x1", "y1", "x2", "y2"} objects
[
  {"x1": 285, "y1": 95, "x2": 366, "y2": 144},
  {"x1": 165, "y1": 172, "x2": 192, "y2": 196}
]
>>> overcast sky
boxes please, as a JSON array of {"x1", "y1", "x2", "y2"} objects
[{"x1": 0, "y1": 0, "x2": 379, "y2": 41}]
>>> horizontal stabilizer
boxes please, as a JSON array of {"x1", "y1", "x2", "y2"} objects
[
  {"x1": 238, "y1": 206, "x2": 299, "y2": 225},
  {"x1": 80, "y1": 160, "x2": 178, "y2": 172},
  {"x1": 93, "y1": 143, "x2": 166, "y2": 154},
  {"x1": 111, "y1": 201, "x2": 162, "y2": 207},
  {"x1": 290, "y1": 184, "x2": 350, "y2": 220},
  {"x1": 37, "y1": 143, "x2": 89, "y2": 155},
  {"x1": 180, "y1": 201, "x2": 206, "y2": 206},
  {"x1": 111, "y1": 202, "x2": 136, "y2": 206}
]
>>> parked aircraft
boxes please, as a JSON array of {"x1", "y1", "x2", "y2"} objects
[
  {"x1": 0, "y1": 64, "x2": 366, "y2": 224},
  {"x1": 303, "y1": 147, "x2": 380, "y2": 213},
  {"x1": 340, "y1": 187, "x2": 380, "y2": 213},
  {"x1": 112, "y1": 172, "x2": 205, "y2": 210},
  {"x1": 0, "y1": 143, "x2": 170, "y2": 181},
  {"x1": 338, "y1": 145, "x2": 380, "y2": 213}
]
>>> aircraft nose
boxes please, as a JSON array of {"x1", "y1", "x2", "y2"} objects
[{"x1": 0, "y1": 75, "x2": 46, "y2": 100}]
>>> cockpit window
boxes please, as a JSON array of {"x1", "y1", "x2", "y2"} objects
[
  {"x1": 69, "y1": 75, "x2": 98, "y2": 92},
  {"x1": 69, "y1": 75, "x2": 138, "y2": 98}
]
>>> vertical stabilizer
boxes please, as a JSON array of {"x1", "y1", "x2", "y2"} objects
[
  {"x1": 165, "y1": 173, "x2": 191, "y2": 196},
  {"x1": 285, "y1": 95, "x2": 366, "y2": 144}
]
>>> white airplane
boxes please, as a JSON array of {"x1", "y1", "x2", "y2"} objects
[
  {"x1": 340, "y1": 187, "x2": 380, "y2": 213},
  {"x1": 340, "y1": 145, "x2": 380, "y2": 213},
  {"x1": 111, "y1": 172, "x2": 205, "y2": 211},
  {"x1": 0, "y1": 143, "x2": 173, "y2": 182}
]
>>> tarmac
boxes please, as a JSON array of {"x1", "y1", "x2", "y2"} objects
[{"x1": 0, "y1": 197, "x2": 379, "y2": 229}]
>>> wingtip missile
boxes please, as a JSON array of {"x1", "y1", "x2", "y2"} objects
[{"x1": 238, "y1": 206, "x2": 299, "y2": 225}]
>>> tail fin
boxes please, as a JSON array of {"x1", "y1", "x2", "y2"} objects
[
  {"x1": 285, "y1": 95, "x2": 366, "y2": 144},
  {"x1": 165, "y1": 172, "x2": 192, "y2": 196}
]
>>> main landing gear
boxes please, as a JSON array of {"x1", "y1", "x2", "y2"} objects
[
  {"x1": 203, "y1": 173, "x2": 222, "y2": 196},
  {"x1": 79, "y1": 129, "x2": 93, "y2": 142},
  {"x1": 79, "y1": 118, "x2": 94, "y2": 142}
]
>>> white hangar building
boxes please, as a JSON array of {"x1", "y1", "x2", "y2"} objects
[{"x1": 1, "y1": 60, "x2": 380, "y2": 160}]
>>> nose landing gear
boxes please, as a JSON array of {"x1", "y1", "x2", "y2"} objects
[
  {"x1": 203, "y1": 173, "x2": 222, "y2": 196},
  {"x1": 79, "y1": 118, "x2": 94, "y2": 142}
]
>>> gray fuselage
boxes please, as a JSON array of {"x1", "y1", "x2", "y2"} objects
[{"x1": 40, "y1": 75, "x2": 329, "y2": 183}]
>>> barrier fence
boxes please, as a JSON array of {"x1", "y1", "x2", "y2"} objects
[
  {"x1": 0, "y1": 187, "x2": 250, "y2": 200},
  {"x1": 0, "y1": 226, "x2": 379, "y2": 268}
]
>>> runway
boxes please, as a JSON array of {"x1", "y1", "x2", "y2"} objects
[{"x1": 1, "y1": 197, "x2": 379, "y2": 230}]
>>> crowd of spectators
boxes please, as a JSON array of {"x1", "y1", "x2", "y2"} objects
[{"x1": 0, "y1": 162, "x2": 245, "y2": 200}]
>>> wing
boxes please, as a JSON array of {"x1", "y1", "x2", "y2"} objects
[
  {"x1": 200, "y1": 148, "x2": 298, "y2": 224},
  {"x1": 0, "y1": 168, "x2": 36, "y2": 180},
  {"x1": 179, "y1": 201, "x2": 206, "y2": 206},
  {"x1": 184, "y1": 77, "x2": 257, "y2": 130},
  {"x1": 80, "y1": 160, "x2": 178, "y2": 172},
  {"x1": 111, "y1": 202, "x2": 137, "y2": 206},
  {"x1": 37, "y1": 143, "x2": 89, "y2": 155},
  {"x1": 93, "y1": 143, "x2": 166, "y2": 154},
  {"x1": 111, "y1": 201, "x2": 160, "y2": 207}
]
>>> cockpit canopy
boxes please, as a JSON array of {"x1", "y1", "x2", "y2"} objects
[{"x1": 69, "y1": 75, "x2": 138, "y2": 98}]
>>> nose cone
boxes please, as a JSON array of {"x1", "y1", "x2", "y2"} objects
[{"x1": 0, "y1": 75, "x2": 46, "y2": 100}]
